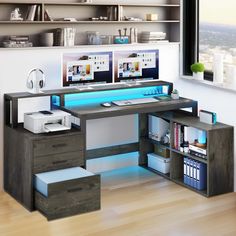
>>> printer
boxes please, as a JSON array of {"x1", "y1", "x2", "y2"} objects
[{"x1": 24, "y1": 110, "x2": 72, "y2": 134}]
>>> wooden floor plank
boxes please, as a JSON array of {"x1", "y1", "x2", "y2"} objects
[{"x1": 0, "y1": 166, "x2": 235, "y2": 236}]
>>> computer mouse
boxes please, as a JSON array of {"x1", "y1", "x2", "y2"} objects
[{"x1": 101, "y1": 102, "x2": 112, "y2": 108}]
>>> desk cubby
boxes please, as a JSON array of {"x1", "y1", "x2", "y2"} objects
[{"x1": 145, "y1": 111, "x2": 234, "y2": 197}]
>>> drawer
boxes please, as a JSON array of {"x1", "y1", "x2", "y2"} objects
[
  {"x1": 33, "y1": 151, "x2": 84, "y2": 174},
  {"x1": 33, "y1": 134, "x2": 84, "y2": 157},
  {"x1": 34, "y1": 167, "x2": 100, "y2": 220}
]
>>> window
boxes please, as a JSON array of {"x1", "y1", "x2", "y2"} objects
[{"x1": 183, "y1": 0, "x2": 236, "y2": 81}]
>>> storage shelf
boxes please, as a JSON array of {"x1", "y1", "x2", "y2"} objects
[
  {"x1": 0, "y1": 42, "x2": 180, "y2": 50},
  {"x1": 0, "y1": 20, "x2": 180, "y2": 24},
  {"x1": 0, "y1": 2, "x2": 180, "y2": 7},
  {"x1": 142, "y1": 165, "x2": 170, "y2": 180},
  {"x1": 171, "y1": 148, "x2": 208, "y2": 164},
  {"x1": 147, "y1": 138, "x2": 171, "y2": 150},
  {"x1": 173, "y1": 178, "x2": 208, "y2": 197}
]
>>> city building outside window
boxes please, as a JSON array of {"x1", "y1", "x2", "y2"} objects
[{"x1": 199, "y1": 0, "x2": 236, "y2": 79}]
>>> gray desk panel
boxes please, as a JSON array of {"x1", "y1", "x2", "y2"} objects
[{"x1": 61, "y1": 97, "x2": 197, "y2": 120}]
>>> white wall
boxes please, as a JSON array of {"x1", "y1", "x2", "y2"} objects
[{"x1": 0, "y1": 43, "x2": 180, "y2": 191}]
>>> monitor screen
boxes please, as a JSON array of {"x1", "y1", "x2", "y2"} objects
[
  {"x1": 67, "y1": 60, "x2": 94, "y2": 82},
  {"x1": 62, "y1": 52, "x2": 113, "y2": 87},
  {"x1": 114, "y1": 49, "x2": 159, "y2": 83},
  {"x1": 118, "y1": 58, "x2": 143, "y2": 78}
]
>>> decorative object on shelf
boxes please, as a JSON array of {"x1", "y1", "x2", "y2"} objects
[
  {"x1": 114, "y1": 28, "x2": 129, "y2": 44},
  {"x1": 10, "y1": 8, "x2": 23, "y2": 21},
  {"x1": 225, "y1": 65, "x2": 236, "y2": 86},
  {"x1": 78, "y1": 0, "x2": 93, "y2": 2},
  {"x1": 64, "y1": 28, "x2": 76, "y2": 46},
  {"x1": 140, "y1": 31, "x2": 167, "y2": 43},
  {"x1": 107, "y1": 6, "x2": 118, "y2": 21},
  {"x1": 130, "y1": 27, "x2": 138, "y2": 44},
  {"x1": 39, "y1": 32, "x2": 54, "y2": 47},
  {"x1": 199, "y1": 110, "x2": 217, "y2": 125},
  {"x1": 3, "y1": 35, "x2": 33, "y2": 48},
  {"x1": 26, "y1": 68, "x2": 46, "y2": 94},
  {"x1": 146, "y1": 14, "x2": 158, "y2": 21},
  {"x1": 53, "y1": 28, "x2": 64, "y2": 46},
  {"x1": 160, "y1": 129, "x2": 170, "y2": 145},
  {"x1": 87, "y1": 31, "x2": 101, "y2": 45},
  {"x1": 191, "y1": 62, "x2": 205, "y2": 80},
  {"x1": 213, "y1": 53, "x2": 224, "y2": 84},
  {"x1": 171, "y1": 89, "x2": 179, "y2": 100},
  {"x1": 123, "y1": 16, "x2": 143, "y2": 21},
  {"x1": 197, "y1": 130, "x2": 207, "y2": 146}
]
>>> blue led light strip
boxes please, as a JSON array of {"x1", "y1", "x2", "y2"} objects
[{"x1": 53, "y1": 85, "x2": 169, "y2": 107}]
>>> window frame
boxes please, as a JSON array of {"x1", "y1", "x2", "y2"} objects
[{"x1": 182, "y1": 0, "x2": 213, "y2": 81}]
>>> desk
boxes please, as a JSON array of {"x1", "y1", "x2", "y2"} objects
[
  {"x1": 4, "y1": 81, "x2": 233, "y2": 220},
  {"x1": 3, "y1": 81, "x2": 199, "y2": 212}
]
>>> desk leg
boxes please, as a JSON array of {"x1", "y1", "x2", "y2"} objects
[
  {"x1": 192, "y1": 101, "x2": 198, "y2": 117},
  {"x1": 80, "y1": 118, "x2": 87, "y2": 168},
  {"x1": 139, "y1": 114, "x2": 154, "y2": 166}
]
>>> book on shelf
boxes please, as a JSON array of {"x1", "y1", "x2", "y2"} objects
[
  {"x1": 34, "y1": 5, "x2": 41, "y2": 21},
  {"x1": 26, "y1": 5, "x2": 37, "y2": 21},
  {"x1": 9, "y1": 36, "x2": 29, "y2": 41},
  {"x1": 44, "y1": 9, "x2": 53, "y2": 21},
  {"x1": 173, "y1": 123, "x2": 189, "y2": 153}
]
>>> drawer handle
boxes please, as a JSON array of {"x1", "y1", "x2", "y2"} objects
[
  {"x1": 52, "y1": 143, "x2": 67, "y2": 148},
  {"x1": 67, "y1": 187, "x2": 82, "y2": 193},
  {"x1": 52, "y1": 160, "x2": 68, "y2": 165}
]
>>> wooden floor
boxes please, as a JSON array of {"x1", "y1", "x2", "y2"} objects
[{"x1": 0, "y1": 166, "x2": 236, "y2": 236}]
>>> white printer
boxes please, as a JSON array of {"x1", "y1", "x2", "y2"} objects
[{"x1": 24, "y1": 110, "x2": 72, "y2": 134}]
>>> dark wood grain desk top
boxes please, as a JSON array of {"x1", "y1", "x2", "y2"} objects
[{"x1": 61, "y1": 97, "x2": 197, "y2": 120}]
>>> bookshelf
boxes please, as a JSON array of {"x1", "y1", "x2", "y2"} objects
[
  {"x1": 0, "y1": 0, "x2": 180, "y2": 48},
  {"x1": 144, "y1": 110, "x2": 234, "y2": 197}
]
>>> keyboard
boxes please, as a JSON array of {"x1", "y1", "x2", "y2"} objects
[{"x1": 112, "y1": 97, "x2": 159, "y2": 106}]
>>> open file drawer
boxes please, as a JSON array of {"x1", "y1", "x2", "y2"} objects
[{"x1": 34, "y1": 167, "x2": 100, "y2": 220}]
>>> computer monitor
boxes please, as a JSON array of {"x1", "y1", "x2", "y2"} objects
[
  {"x1": 114, "y1": 49, "x2": 159, "y2": 83},
  {"x1": 118, "y1": 58, "x2": 143, "y2": 78},
  {"x1": 62, "y1": 52, "x2": 113, "y2": 87},
  {"x1": 67, "y1": 60, "x2": 94, "y2": 82}
]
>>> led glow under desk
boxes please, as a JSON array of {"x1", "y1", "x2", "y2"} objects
[{"x1": 4, "y1": 80, "x2": 203, "y2": 216}]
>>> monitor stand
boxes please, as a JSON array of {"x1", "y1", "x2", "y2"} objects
[
  {"x1": 76, "y1": 85, "x2": 94, "y2": 91},
  {"x1": 126, "y1": 81, "x2": 142, "y2": 87}
]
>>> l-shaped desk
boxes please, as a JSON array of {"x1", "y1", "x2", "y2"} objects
[{"x1": 4, "y1": 80, "x2": 233, "y2": 220}]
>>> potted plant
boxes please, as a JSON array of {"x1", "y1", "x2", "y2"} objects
[
  {"x1": 171, "y1": 89, "x2": 179, "y2": 100},
  {"x1": 191, "y1": 62, "x2": 205, "y2": 80}
]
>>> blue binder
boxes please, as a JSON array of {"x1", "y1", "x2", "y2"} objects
[
  {"x1": 184, "y1": 157, "x2": 187, "y2": 185},
  {"x1": 193, "y1": 160, "x2": 197, "y2": 188},
  {"x1": 196, "y1": 161, "x2": 207, "y2": 190}
]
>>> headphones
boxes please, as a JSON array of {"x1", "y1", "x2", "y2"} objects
[{"x1": 27, "y1": 68, "x2": 46, "y2": 90}]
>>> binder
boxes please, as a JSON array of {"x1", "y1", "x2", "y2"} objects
[
  {"x1": 186, "y1": 158, "x2": 190, "y2": 185},
  {"x1": 184, "y1": 157, "x2": 187, "y2": 184},
  {"x1": 189, "y1": 158, "x2": 193, "y2": 187},
  {"x1": 193, "y1": 160, "x2": 197, "y2": 188},
  {"x1": 195, "y1": 161, "x2": 207, "y2": 190},
  {"x1": 198, "y1": 162, "x2": 207, "y2": 190}
]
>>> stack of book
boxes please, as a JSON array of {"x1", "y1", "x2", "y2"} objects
[
  {"x1": 140, "y1": 31, "x2": 167, "y2": 43},
  {"x1": 3, "y1": 36, "x2": 33, "y2": 48},
  {"x1": 184, "y1": 157, "x2": 207, "y2": 190},
  {"x1": 174, "y1": 123, "x2": 207, "y2": 160},
  {"x1": 173, "y1": 123, "x2": 189, "y2": 152}
]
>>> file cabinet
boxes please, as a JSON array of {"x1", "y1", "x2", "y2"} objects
[
  {"x1": 4, "y1": 125, "x2": 86, "y2": 211},
  {"x1": 34, "y1": 167, "x2": 100, "y2": 220}
]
